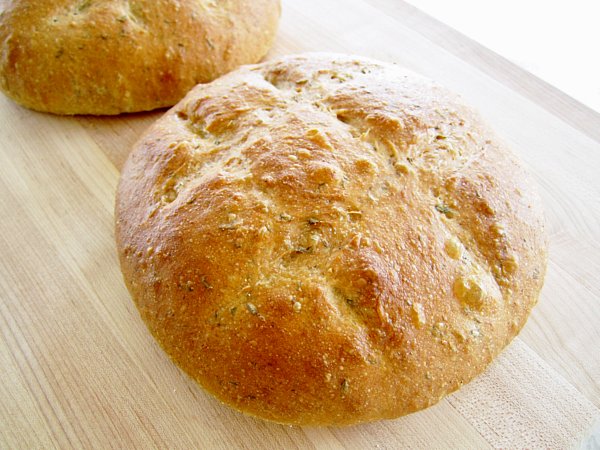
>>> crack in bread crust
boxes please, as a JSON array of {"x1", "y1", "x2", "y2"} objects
[{"x1": 116, "y1": 53, "x2": 548, "y2": 426}]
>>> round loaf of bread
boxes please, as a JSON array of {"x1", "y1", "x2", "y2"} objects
[
  {"x1": 116, "y1": 53, "x2": 548, "y2": 425},
  {"x1": 0, "y1": 0, "x2": 280, "y2": 115}
]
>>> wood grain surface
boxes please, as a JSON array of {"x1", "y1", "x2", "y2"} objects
[{"x1": 1, "y1": 0, "x2": 599, "y2": 448}]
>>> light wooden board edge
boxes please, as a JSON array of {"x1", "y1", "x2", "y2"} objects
[{"x1": 364, "y1": 0, "x2": 600, "y2": 144}]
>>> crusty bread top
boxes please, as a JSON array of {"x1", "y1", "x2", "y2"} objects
[
  {"x1": 116, "y1": 53, "x2": 547, "y2": 426},
  {"x1": 0, "y1": 0, "x2": 280, "y2": 115}
]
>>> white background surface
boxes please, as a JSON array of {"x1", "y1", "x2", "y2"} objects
[{"x1": 404, "y1": 0, "x2": 600, "y2": 112}]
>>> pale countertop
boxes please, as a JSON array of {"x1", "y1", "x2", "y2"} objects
[{"x1": 405, "y1": 0, "x2": 600, "y2": 112}]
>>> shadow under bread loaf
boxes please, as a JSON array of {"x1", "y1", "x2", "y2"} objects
[
  {"x1": 0, "y1": 0, "x2": 281, "y2": 115},
  {"x1": 115, "y1": 53, "x2": 548, "y2": 426}
]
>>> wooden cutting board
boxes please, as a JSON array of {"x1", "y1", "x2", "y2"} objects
[{"x1": 1, "y1": 1, "x2": 599, "y2": 448}]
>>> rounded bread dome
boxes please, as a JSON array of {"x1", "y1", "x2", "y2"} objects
[
  {"x1": 115, "y1": 53, "x2": 548, "y2": 425},
  {"x1": 0, "y1": 0, "x2": 281, "y2": 114}
]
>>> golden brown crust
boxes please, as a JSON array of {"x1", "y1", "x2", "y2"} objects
[
  {"x1": 0, "y1": 0, "x2": 280, "y2": 115},
  {"x1": 116, "y1": 53, "x2": 548, "y2": 425}
]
